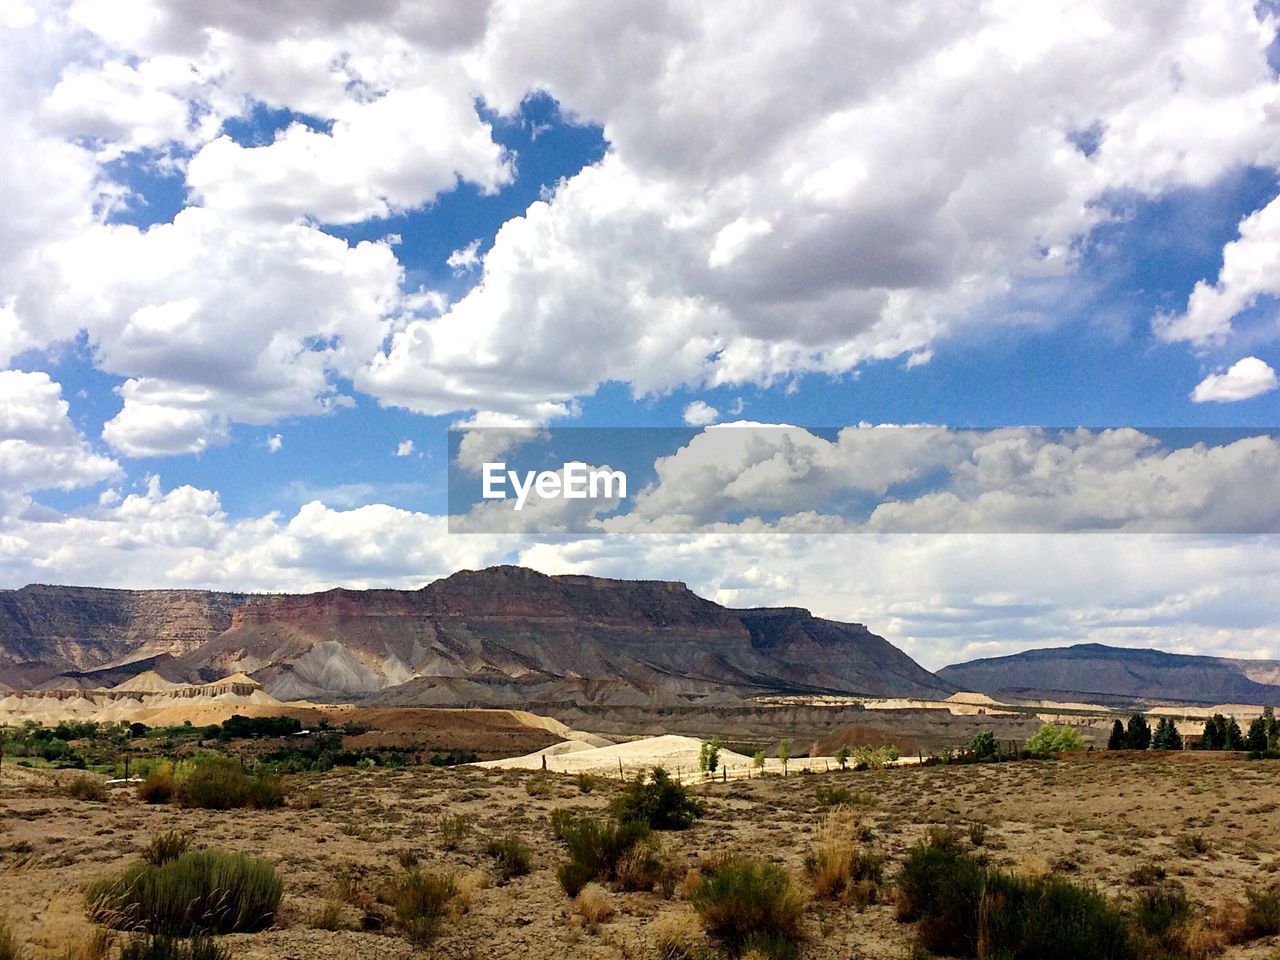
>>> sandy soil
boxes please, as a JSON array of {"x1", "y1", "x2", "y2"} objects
[{"x1": 3, "y1": 750, "x2": 1280, "y2": 959}]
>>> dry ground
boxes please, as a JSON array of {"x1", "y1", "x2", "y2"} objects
[{"x1": 2, "y1": 751, "x2": 1280, "y2": 959}]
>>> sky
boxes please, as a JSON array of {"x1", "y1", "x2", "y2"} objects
[{"x1": 3, "y1": 1, "x2": 1280, "y2": 668}]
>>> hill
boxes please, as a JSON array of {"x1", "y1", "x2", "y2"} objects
[
  {"x1": 0, "y1": 566, "x2": 954, "y2": 707},
  {"x1": 938, "y1": 643, "x2": 1280, "y2": 706}
]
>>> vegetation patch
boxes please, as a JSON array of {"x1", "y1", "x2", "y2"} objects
[
  {"x1": 689, "y1": 857, "x2": 806, "y2": 959},
  {"x1": 609, "y1": 766, "x2": 704, "y2": 830},
  {"x1": 88, "y1": 848, "x2": 283, "y2": 936}
]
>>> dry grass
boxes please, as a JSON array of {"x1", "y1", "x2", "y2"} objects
[
  {"x1": 573, "y1": 884, "x2": 614, "y2": 934},
  {"x1": 806, "y1": 806, "x2": 883, "y2": 907}
]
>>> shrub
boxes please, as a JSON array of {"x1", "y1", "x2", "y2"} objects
[
  {"x1": 814, "y1": 784, "x2": 852, "y2": 808},
  {"x1": 117, "y1": 936, "x2": 230, "y2": 960},
  {"x1": 141, "y1": 831, "x2": 190, "y2": 866},
  {"x1": 615, "y1": 836, "x2": 665, "y2": 892},
  {"x1": 553, "y1": 813, "x2": 649, "y2": 896},
  {"x1": 64, "y1": 774, "x2": 108, "y2": 802},
  {"x1": 574, "y1": 884, "x2": 614, "y2": 933},
  {"x1": 137, "y1": 764, "x2": 174, "y2": 804},
  {"x1": 651, "y1": 910, "x2": 708, "y2": 960},
  {"x1": 610, "y1": 767, "x2": 704, "y2": 830},
  {"x1": 0, "y1": 917, "x2": 21, "y2": 960},
  {"x1": 689, "y1": 858, "x2": 806, "y2": 958},
  {"x1": 383, "y1": 868, "x2": 461, "y2": 945},
  {"x1": 88, "y1": 849, "x2": 283, "y2": 935},
  {"x1": 1244, "y1": 885, "x2": 1280, "y2": 938},
  {"x1": 1024, "y1": 724, "x2": 1086, "y2": 757},
  {"x1": 805, "y1": 807, "x2": 883, "y2": 907},
  {"x1": 971, "y1": 732, "x2": 998, "y2": 760},
  {"x1": 1128, "y1": 882, "x2": 1193, "y2": 954},
  {"x1": 1174, "y1": 832, "x2": 1212, "y2": 857},
  {"x1": 171, "y1": 756, "x2": 285, "y2": 810},
  {"x1": 484, "y1": 835, "x2": 532, "y2": 883},
  {"x1": 438, "y1": 813, "x2": 472, "y2": 851},
  {"x1": 897, "y1": 840, "x2": 1134, "y2": 960},
  {"x1": 575, "y1": 773, "x2": 597, "y2": 794},
  {"x1": 524, "y1": 775, "x2": 553, "y2": 798}
]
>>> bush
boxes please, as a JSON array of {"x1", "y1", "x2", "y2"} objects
[
  {"x1": 897, "y1": 840, "x2": 1134, "y2": 960},
  {"x1": 141, "y1": 831, "x2": 190, "y2": 866},
  {"x1": 383, "y1": 868, "x2": 460, "y2": 945},
  {"x1": 971, "y1": 732, "x2": 998, "y2": 760},
  {"x1": 552, "y1": 813, "x2": 649, "y2": 896},
  {"x1": 609, "y1": 767, "x2": 704, "y2": 830},
  {"x1": 1129, "y1": 882, "x2": 1192, "y2": 953},
  {"x1": 689, "y1": 858, "x2": 806, "y2": 958},
  {"x1": 138, "y1": 764, "x2": 174, "y2": 804},
  {"x1": 1244, "y1": 885, "x2": 1280, "y2": 938},
  {"x1": 575, "y1": 773, "x2": 597, "y2": 794},
  {"x1": 1024, "y1": 724, "x2": 1086, "y2": 757},
  {"x1": 118, "y1": 936, "x2": 231, "y2": 960},
  {"x1": 88, "y1": 849, "x2": 283, "y2": 936},
  {"x1": 573, "y1": 884, "x2": 614, "y2": 934},
  {"x1": 438, "y1": 813, "x2": 472, "y2": 851},
  {"x1": 173, "y1": 756, "x2": 285, "y2": 810},
  {"x1": 0, "y1": 917, "x2": 21, "y2": 960},
  {"x1": 615, "y1": 836, "x2": 665, "y2": 893},
  {"x1": 805, "y1": 807, "x2": 882, "y2": 907},
  {"x1": 484, "y1": 836, "x2": 532, "y2": 883},
  {"x1": 64, "y1": 774, "x2": 107, "y2": 802}
]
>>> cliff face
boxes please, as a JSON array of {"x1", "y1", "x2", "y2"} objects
[
  {"x1": 0, "y1": 584, "x2": 247, "y2": 685},
  {"x1": 1, "y1": 566, "x2": 954, "y2": 705}
]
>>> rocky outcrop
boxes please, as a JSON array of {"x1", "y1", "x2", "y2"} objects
[
  {"x1": 0, "y1": 585, "x2": 246, "y2": 684},
  {"x1": 2, "y1": 566, "x2": 955, "y2": 706}
]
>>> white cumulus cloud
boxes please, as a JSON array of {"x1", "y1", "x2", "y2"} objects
[{"x1": 1191, "y1": 356, "x2": 1280, "y2": 402}]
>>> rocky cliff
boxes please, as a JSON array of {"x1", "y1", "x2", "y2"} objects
[
  {"x1": 0, "y1": 585, "x2": 246, "y2": 688},
  {"x1": 1, "y1": 566, "x2": 954, "y2": 706}
]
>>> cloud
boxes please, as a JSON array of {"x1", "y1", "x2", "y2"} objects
[
  {"x1": 0, "y1": 474, "x2": 513, "y2": 592},
  {"x1": 583, "y1": 425, "x2": 1280, "y2": 535},
  {"x1": 267, "y1": 433, "x2": 283, "y2": 453},
  {"x1": 395, "y1": 439, "x2": 414, "y2": 456},
  {"x1": 1157, "y1": 194, "x2": 1280, "y2": 346},
  {"x1": 682, "y1": 400, "x2": 718, "y2": 426},
  {"x1": 447, "y1": 240, "x2": 482, "y2": 274},
  {"x1": 14, "y1": 208, "x2": 402, "y2": 457},
  {"x1": 351, "y1": 0, "x2": 1280, "y2": 419},
  {"x1": 186, "y1": 82, "x2": 512, "y2": 225},
  {"x1": 0, "y1": 370, "x2": 121, "y2": 507},
  {"x1": 1191, "y1": 356, "x2": 1280, "y2": 402}
]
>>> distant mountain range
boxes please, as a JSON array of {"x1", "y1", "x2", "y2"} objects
[
  {"x1": 0, "y1": 566, "x2": 952, "y2": 706},
  {"x1": 938, "y1": 643, "x2": 1280, "y2": 707}
]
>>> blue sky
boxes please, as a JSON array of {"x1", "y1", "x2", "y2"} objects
[{"x1": 5, "y1": 1, "x2": 1280, "y2": 665}]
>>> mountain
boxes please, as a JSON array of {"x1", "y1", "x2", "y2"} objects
[
  {"x1": 0, "y1": 567, "x2": 954, "y2": 706},
  {"x1": 0, "y1": 584, "x2": 246, "y2": 688},
  {"x1": 938, "y1": 643, "x2": 1280, "y2": 706}
]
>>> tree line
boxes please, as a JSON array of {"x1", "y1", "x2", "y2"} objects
[{"x1": 1107, "y1": 707, "x2": 1280, "y2": 754}]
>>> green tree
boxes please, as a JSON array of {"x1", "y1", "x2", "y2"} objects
[
  {"x1": 1152, "y1": 716, "x2": 1183, "y2": 751},
  {"x1": 1025, "y1": 724, "x2": 1086, "y2": 757},
  {"x1": 1247, "y1": 716, "x2": 1269, "y2": 752},
  {"x1": 1125, "y1": 714, "x2": 1152, "y2": 751},
  {"x1": 778, "y1": 739, "x2": 791, "y2": 777},
  {"x1": 699, "y1": 737, "x2": 723, "y2": 775},
  {"x1": 1224, "y1": 717, "x2": 1245, "y2": 751},
  {"x1": 752, "y1": 750, "x2": 766, "y2": 772},
  {"x1": 834, "y1": 745, "x2": 850, "y2": 770},
  {"x1": 971, "y1": 731, "x2": 997, "y2": 760},
  {"x1": 1107, "y1": 719, "x2": 1126, "y2": 750},
  {"x1": 1199, "y1": 714, "x2": 1226, "y2": 750}
]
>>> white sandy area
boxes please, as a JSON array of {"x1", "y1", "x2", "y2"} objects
[{"x1": 474, "y1": 734, "x2": 923, "y2": 782}]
